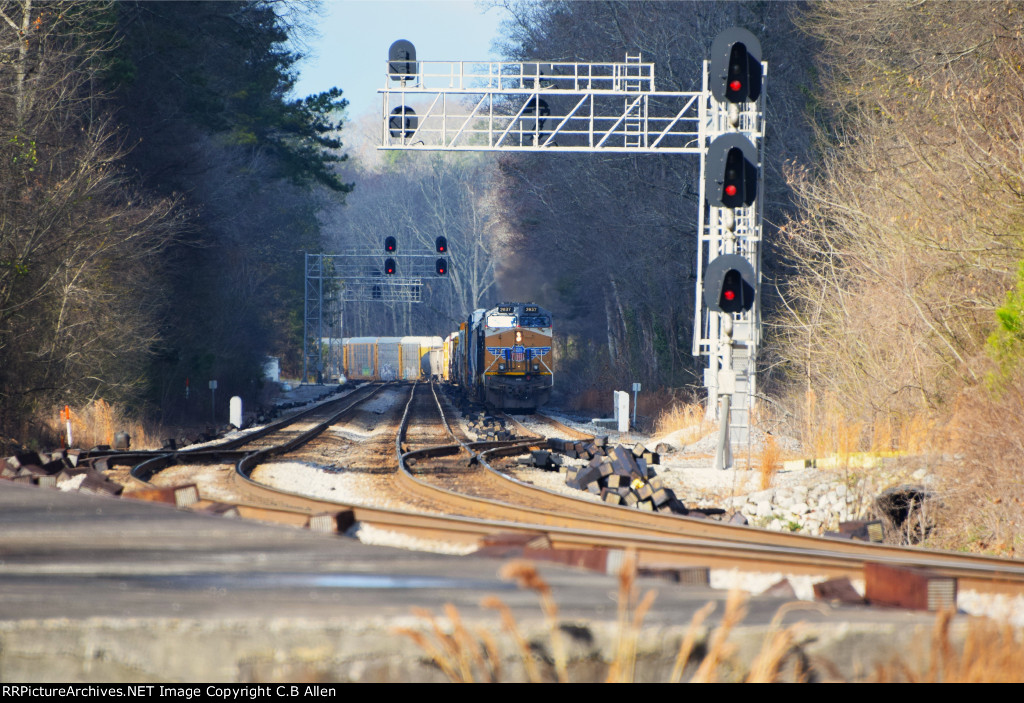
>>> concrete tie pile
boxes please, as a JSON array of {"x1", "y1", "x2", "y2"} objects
[{"x1": 523, "y1": 437, "x2": 688, "y2": 515}]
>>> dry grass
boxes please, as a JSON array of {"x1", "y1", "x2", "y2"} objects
[
  {"x1": 396, "y1": 555, "x2": 806, "y2": 683},
  {"x1": 873, "y1": 610, "x2": 1024, "y2": 683},
  {"x1": 801, "y1": 390, "x2": 941, "y2": 461},
  {"x1": 653, "y1": 401, "x2": 712, "y2": 445},
  {"x1": 929, "y1": 374, "x2": 1024, "y2": 555},
  {"x1": 566, "y1": 387, "x2": 695, "y2": 434},
  {"x1": 757, "y1": 434, "x2": 782, "y2": 490},
  {"x1": 397, "y1": 559, "x2": 1024, "y2": 682},
  {"x1": 605, "y1": 550, "x2": 657, "y2": 683},
  {"x1": 898, "y1": 412, "x2": 940, "y2": 455},
  {"x1": 36, "y1": 399, "x2": 157, "y2": 450}
]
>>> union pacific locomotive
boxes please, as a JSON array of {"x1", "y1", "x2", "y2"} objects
[{"x1": 444, "y1": 302, "x2": 553, "y2": 410}]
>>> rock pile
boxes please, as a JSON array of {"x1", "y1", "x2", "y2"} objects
[{"x1": 724, "y1": 481, "x2": 880, "y2": 535}]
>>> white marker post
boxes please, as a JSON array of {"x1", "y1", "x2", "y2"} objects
[
  {"x1": 615, "y1": 391, "x2": 630, "y2": 433},
  {"x1": 230, "y1": 396, "x2": 242, "y2": 429}
]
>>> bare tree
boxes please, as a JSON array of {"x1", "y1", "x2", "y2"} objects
[
  {"x1": 0, "y1": 1, "x2": 181, "y2": 431},
  {"x1": 322, "y1": 121, "x2": 502, "y2": 337},
  {"x1": 774, "y1": 1, "x2": 1024, "y2": 428}
]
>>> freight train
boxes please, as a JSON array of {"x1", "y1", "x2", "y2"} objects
[
  {"x1": 338, "y1": 302, "x2": 553, "y2": 410},
  {"x1": 445, "y1": 302, "x2": 553, "y2": 410},
  {"x1": 340, "y1": 336, "x2": 444, "y2": 381}
]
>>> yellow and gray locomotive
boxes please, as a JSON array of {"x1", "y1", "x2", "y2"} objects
[{"x1": 445, "y1": 302, "x2": 553, "y2": 410}]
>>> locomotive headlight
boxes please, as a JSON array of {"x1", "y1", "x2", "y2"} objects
[
  {"x1": 515, "y1": 330, "x2": 522, "y2": 343},
  {"x1": 533, "y1": 364, "x2": 539, "y2": 371},
  {"x1": 499, "y1": 364, "x2": 506, "y2": 371}
]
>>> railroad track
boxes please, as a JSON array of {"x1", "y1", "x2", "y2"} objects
[
  {"x1": 90, "y1": 379, "x2": 1024, "y2": 598},
  {"x1": 393, "y1": 391, "x2": 1024, "y2": 593}
]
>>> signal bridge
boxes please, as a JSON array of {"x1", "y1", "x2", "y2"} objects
[
  {"x1": 380, "y1": 31, "x2": 765, "y2": 469},
  {"x1": 381, "y1": 54, "x2": 707, "y2": 153}
]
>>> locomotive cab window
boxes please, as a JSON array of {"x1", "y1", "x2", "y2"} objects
[
  {"x1": 487, "y1": 314, "x2": 516, "y2": 328},
  {"x1": 519, "y1": 315, "x2": 550, "y2": 328}
]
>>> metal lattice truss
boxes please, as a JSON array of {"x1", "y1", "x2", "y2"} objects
[
  {"x1": 303, "y1": 252, "x2": 438, "y2": 382},
  {"x1": 342, "y1": 278, "x2": 424, "y2": 303},
  {"x1": 303, "y1": 253, "x2": 326, "y2": 382},
  {"x1": 305, "y1": 253, "x2": 430, "y2": 308},
  {"x1": 380, "y1": 57, "x2": 704, "y2": 153}
]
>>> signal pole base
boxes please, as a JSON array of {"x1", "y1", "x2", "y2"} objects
[{"x1": 714, "y1": 394, "x2": 733, "y2": 471}]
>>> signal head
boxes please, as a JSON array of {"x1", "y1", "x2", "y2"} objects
[
  {"x1": 435, "y1": 258, "x2": 448, "y2": 276},
  {"x1": 710, "y1": 27, "x2": 762, "y2": 104},
  {"x1": 705, "y1": 133, "x2": 758, "y2": 209},
  {"x1": 388, "y1": 40, "x2": 418, "y2": 81},
  {"x1": 521, "y1": 96, "x2": 550, "y2": 132},
  {"x1": 388, "y1": 106, "x2": 418, "y2": 139},
  {"x1": 384, "y1": 257, "x2": 396, "y2": 275},
  {"x1": 435, "y1": 236, "x2": 447, "y2": 254},
  {"x1": 703, "y1": 254, "x2": 756, "y2": 314}
]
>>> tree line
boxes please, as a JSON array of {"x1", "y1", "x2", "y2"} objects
[{"x1": 0, "y1": 0, "x2": 350, "y2": 438}]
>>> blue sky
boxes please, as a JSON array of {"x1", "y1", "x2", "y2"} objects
[{"x1": 291, "y1": 0, "x2": 509, "y2": 120}]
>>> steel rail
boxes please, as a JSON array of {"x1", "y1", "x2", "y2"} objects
[
  {"x1": 388, "y1": 383, "x2": 1024, "y2": 593},
  {"x1": 132, "y1": 384, "x2": 387, "y2": 485},
  {"x1": 151, "y1": 378, "x2": 1024, "y2": 596}
]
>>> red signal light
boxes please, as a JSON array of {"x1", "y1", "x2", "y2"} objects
[
  {"x1": 723, "y1": 289, "x2": 736, "y2": 301},
  {"x1": 724, "y1": 184, "x2": 738, "y2": 197},
  {"x1": 729, "y1": 79, "x2": 742, "y2": 92}
]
